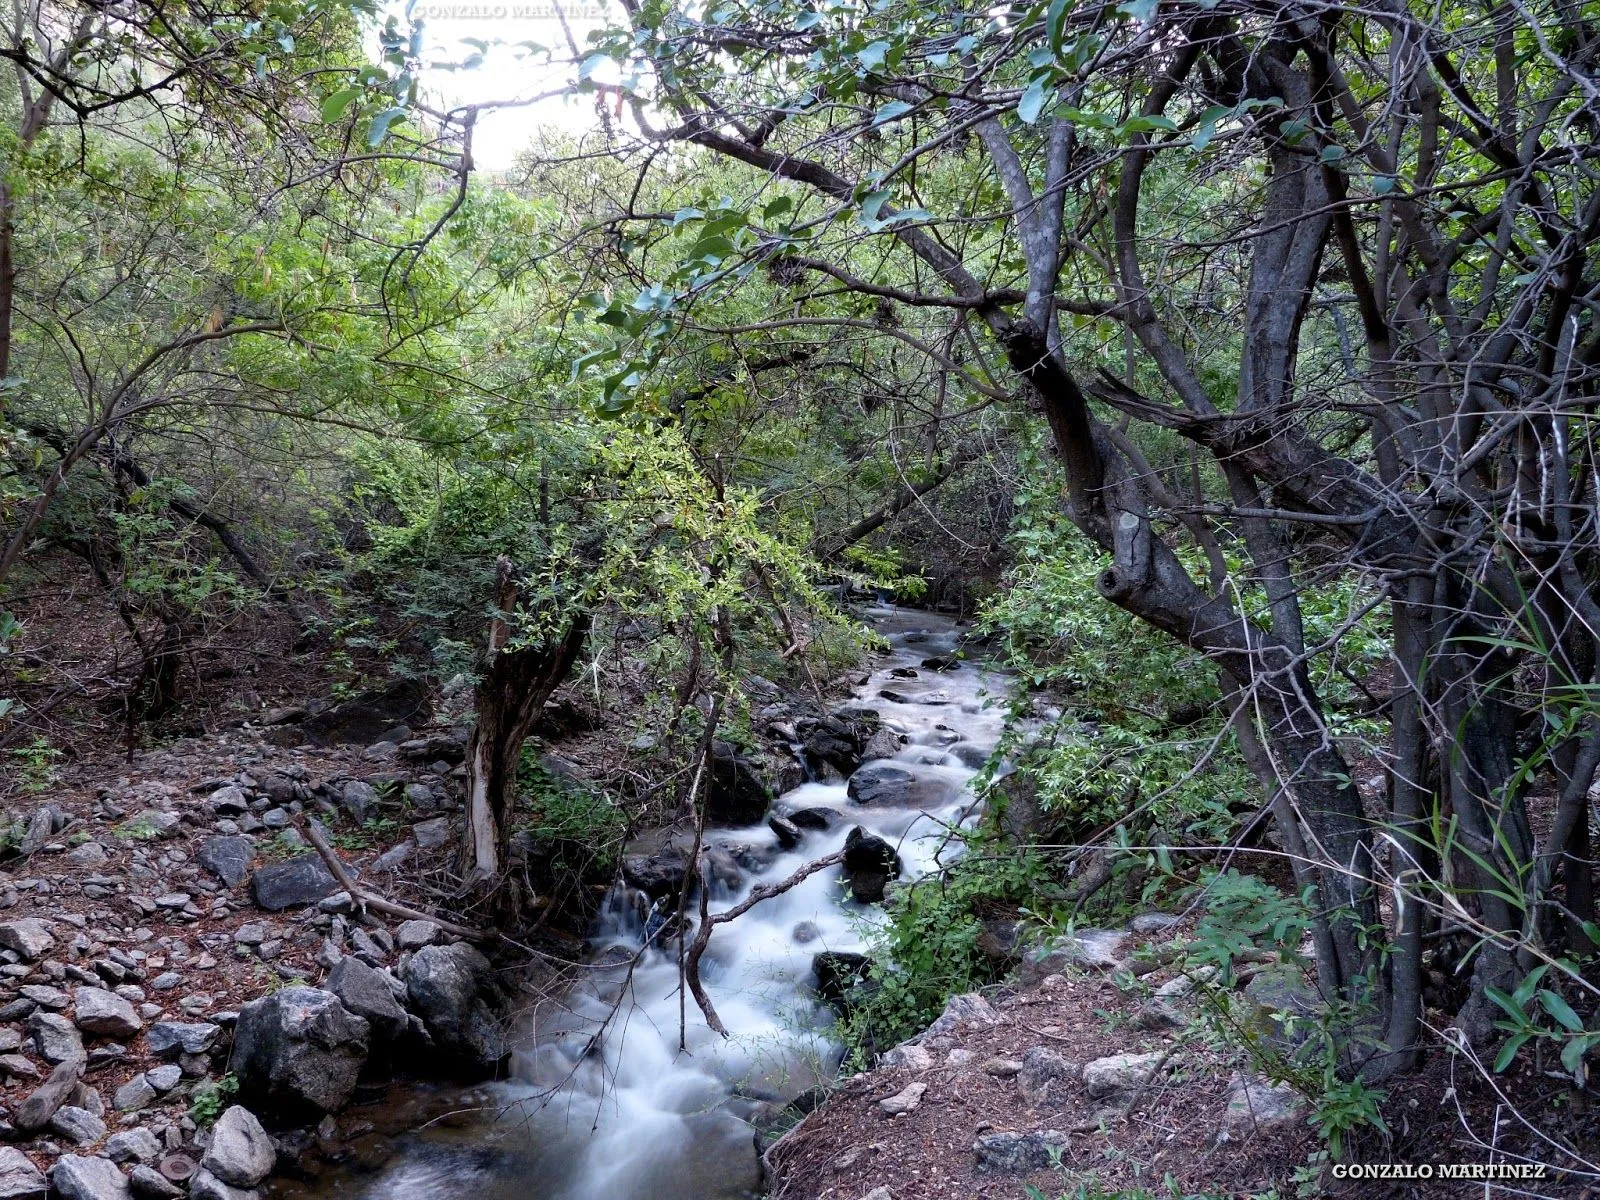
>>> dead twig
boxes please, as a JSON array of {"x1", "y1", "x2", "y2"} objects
[
  {"x1": 684, "y1": 848, "x2": 846, "y2": 1036},
  {"x1": 301, "y1": 817, "x2": 489, "y2": 943}
]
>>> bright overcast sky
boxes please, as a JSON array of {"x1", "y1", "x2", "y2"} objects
[{"x1": 388, "y1": 1, "x2": 614, "y2": 168}]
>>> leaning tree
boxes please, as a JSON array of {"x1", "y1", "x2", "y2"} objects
[{"x1": 545, "y1": 0, "x2": 1600, "y2": 1076}]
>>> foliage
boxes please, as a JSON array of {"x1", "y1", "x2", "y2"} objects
[
  {"x1": 5, "y1": 737, "x2": 59, "y2": 796},
  {"x1": 841, "y1": 839, "x2": 1047, "y2": 1059},
  {"x1": 187, "y1": 1073, "x2": 239, "y2": 1127},
  {"x1": 514, "y1": 748, "x2": 627, "y2": 874},
  {"x1": 978, "y1": 447, "x2": 1249, "y2": 839}
]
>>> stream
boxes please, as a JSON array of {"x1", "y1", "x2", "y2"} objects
[{"x1": 277, "y1": 606, "x2": 1008, "y2": 1200}]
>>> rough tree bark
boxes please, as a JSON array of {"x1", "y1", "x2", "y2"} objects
[{"x1": 462, "y1": 557, "x2": 590, "y2": 900}]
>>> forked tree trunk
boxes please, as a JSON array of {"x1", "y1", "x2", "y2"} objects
[{"x1": 462, "y1": 557, "x2": 589, "y2": 892}]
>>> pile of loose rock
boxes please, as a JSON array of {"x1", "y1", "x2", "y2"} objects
[{"x1": 0, "y1": 711, "x2": 518, "y2": 1200}]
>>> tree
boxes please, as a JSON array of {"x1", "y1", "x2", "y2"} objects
[{"x1": 557, "y1": 0, "x2": 1600, "y2": 1073}]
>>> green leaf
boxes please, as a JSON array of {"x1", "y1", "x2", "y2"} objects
[
  {"x1": 873, "y1": 100, "x2": 913, "y2": 127},
  {"x1": 1319, "y1": 143, "x2": 1346, "y2": 162},
  {"x1": 762, "y1": 196, "x2": 793, "y2": 219},
  {"x1": 1484, "y1": 985, "x2": 1529, "y2": 1025},
  {"x1": 320, "y1": 87, "x2": 363, "y2": 123},
  {"x1": 1121, "y1": 114, "x2": 1177, "y2": 134},
  {"x1": 1046, "y1": 0, "x2": 1075, "y2": 56},
  {"x1": 1372, "y1": 175, "x2": 1396, "y2": 195},
  {"x1": 1117, "y1": 0, "x2": 1158, "y2": 20},
  {"x1": 1561, "y1": 1036, "x2": 1589, "y2": 1076},
  {"x1": 1493, "y1": 1032, "x2": 1530, "y2": 1073},
  {"x1": 1061, "y1": 106, "x2": 1118, "y2": 130},
  {"x1": 366, "y1": 106, "x2": 407, "y2": 147},
  {"x1": 859, "y1": 188, "x2": 891, "y2": 225},
  {"x1": 1539, "y1": 989, "x2": 1584, "y2": 1033},
  {"x1": 856, "y1": 41, "x2": 891, "y2": 72},
  {"x1": 1018, "y1": 77, "x2": 1055, "y2": 125}
]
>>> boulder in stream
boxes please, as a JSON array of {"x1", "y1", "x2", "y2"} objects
[
  {"x1": 846, "y1": 761, "x2": 961, "y2": 809},
  {"x1": 404, "y1": 943, "x2": 505, "y2": 1075},
  {"x1": 706, "y1": 742, "x2": 772, "y2": 825},
  {"x1": 841, "y1": 826, "x2": 900, "y2": 904},
  {"x1": 229, "y1": 987, "x2": 369, "y2": 1120}
]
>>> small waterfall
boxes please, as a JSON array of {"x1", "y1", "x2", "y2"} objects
[{"x1": 307, "y1": 606, "x2": 1008, "y2": 1200}]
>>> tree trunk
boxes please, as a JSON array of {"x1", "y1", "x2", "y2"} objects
[{"x1": 462, "y1": 557, "x2": 589, "y2": 901}]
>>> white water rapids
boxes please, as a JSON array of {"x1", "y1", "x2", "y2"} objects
[{"x1": 314, "y1": 606, "x2": 1007, "y2": 1200}]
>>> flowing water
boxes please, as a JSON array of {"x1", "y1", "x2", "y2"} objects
[{"x1": 281, "y1": 606, "x2": 1007, "y2": 1200}]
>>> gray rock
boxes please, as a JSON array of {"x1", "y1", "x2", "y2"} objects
[
  {"x1": 48, "y1": 1105, "x2": 106, "y2": 1145},
  {"x1": 1016, "y1": 1047, "x2": 1078, "y2": 1108},
  {"x1": 196, "y1": 838, "x2": 255, "y2": 889},
  {"x1": 1129, "y1": 912, "x2": 1181, "y2": 936},
  {"x1": 877, "y1": 1080, "x2": 926, "y2": 1115},
  {"x1": 145, "y1": 1022, "x2": 219, "y2": 1057},
  {"x1": 15, "y1": 1057, "x2": 83, "y2": 1130},
  {"x1": 861, "y1": 728, "x2": 903, "y2": 762},
  {"x1": 394, "y1": 920, "x2": 438, "y2": 951},
  {"x1": 1221, "y1": 1071, "x2": 1305, "y2": 1136},
  {"x1": 706, "y1": 741, "x2": 772, "y2": 825},
  {"x1": 404, "y1": 943, "x2": 503, "y2": 1073},
  {"x1": 16, "y1": 809, "x2": 54, "y2": 856},
  {"x1": 766, "y1": 815, "x2": 802, "y2": 849},
  {"x1": 148, "y1": 973, "x2": 180, "y2": 992},
  {"x1": 326, "y1": 957, "x2": 407, "y2": 1044},
  {"x1": 620, "y1": 851, "x2": 686, "y2": 899},
  {"x1": 369, "y1": 842, "x2": 413, "y2": 872},
  {"x1": 1239, "y1": 966, "x2": 1324, "y2": 1058},
  {"x1": 208, "y1": 786, "x2": 249, "y2": 815},
  {"x1": 200, "y1": 1107, "x2": 273, "y2": 1188},
  {"x1": 845, "y1": 761, "x2": 960, "y2": 808},
  {"x1": 1022, "y1": 928, "x2": 1129, "y2": 980},
  {"x1": 66, "y1": 843, "x2": 107, "y2": 867},
  {"x1": 841, "y1": 826, "x2": 900, "y2": 904},
  {"x1": 186, "y1": 1168, "x2": 254, "y2": 1200},
  {"x1": 878, "y1": 1043, "x2": 933, "y2": 1071},
  {"x1": 1131, "y1": 999, "x2": 1186, "y2": 1030},
  {"x1": 248, "y1": 858, "x2": 339, "y2": 912},
  {"x1": 341, "y1": 782, "x2": 380, "y2": 824},
  {"x1": 48, "y1": 1156, "x2": 130, "y2": 1200},
  {"x1": 982, "y1": 1057, "x2": 1023, "y2": 1077},
  {"x1": 144, "y1": 1065, "x2": 181, "y2": 1093},
  {"x1": 122, "y1": 810, "x2": 182, "y2": 839},
  {"x1": 28, "y1": 1011, "x2": 83, "y2": 1063},
  {"x1": 229, "y1": 987, "x2": 368, "y2": 1119},
  {"x1": 112, "y1": 1076, "x2": 157, "y2": 1112},
  {"x1": 972, "y1": 1129, "x2": 1068, "y2": 1172},
  {"x1": 73, "y1": 989, "x2": 142, "y2": 1039},
  {"x1": 1081, "y1": 1052, "x2": 1168, "y2": 1100},
  {"x1": 0, "y1": 1146, "x2": 45, "y2": 1199},
  {"x1": 126, "y1": 1166, "x2": 182, "y2": 1200},
  {"x1": 921, "y1": 993, "x2": 1002, "y2": 1040},
  {"x1": 104, "y1": 1129, "x2": 162, "y2": 1164},
  {"x1": 411, "y1": 819, "x2": 450, "y2": 851},
  {"x1": 0, "y1": 919, "x2": 54, "y2": 961}
]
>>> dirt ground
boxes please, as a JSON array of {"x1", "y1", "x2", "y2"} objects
[{"x1": 767, "y1": 928, "x2": 1600, "y2": 1200}]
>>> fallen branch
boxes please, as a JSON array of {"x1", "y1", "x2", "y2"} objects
[
  {"x1": 301, "y1": 818, "x2": 489, "y2": 943},
  {"x1": 685, "y1": 848, "x2": 846, "y2": 1036}
]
